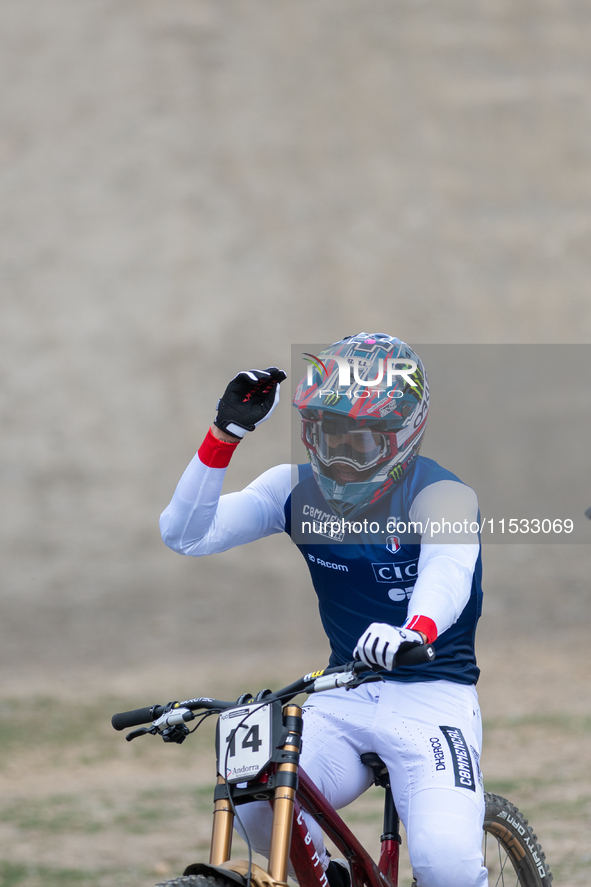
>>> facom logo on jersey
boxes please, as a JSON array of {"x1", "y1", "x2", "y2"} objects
[{"x1": 307, "y1": 553, "x2": 349, "y2": 572}]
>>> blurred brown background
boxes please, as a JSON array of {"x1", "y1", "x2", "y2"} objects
[
  {"x1": 1, "y1": 2, "x2": 591, "y2": 885},
  {"x1": 2, "y1": 0, "x2": 590, "y2": 689}
]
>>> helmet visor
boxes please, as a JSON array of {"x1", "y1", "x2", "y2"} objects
[{"x1": 302, "y1": 418, "x2": 391, "y2": 471}]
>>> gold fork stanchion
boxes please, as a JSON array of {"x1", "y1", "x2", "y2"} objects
[
  {"x1": 267, "y1": 705, "x2": 303, "y2": 884},
  {"x1": 210, "y1": 774, "x2": 234, "y2": 865}
]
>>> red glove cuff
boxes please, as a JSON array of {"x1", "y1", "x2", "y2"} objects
[
  {"x1": 198, "y1": 428, "x2": 240, "y2": 468},
  {"x1": 403, "y1": 615, "x2": 438, "y2": 644}
]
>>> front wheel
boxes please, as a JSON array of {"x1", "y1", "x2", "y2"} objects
[
  {"x1": 154, "y1": 877, "x2": 232, "y2": 887},
  {"x1": 483, "y1": 792, "x2": 553, "y2": 886}
]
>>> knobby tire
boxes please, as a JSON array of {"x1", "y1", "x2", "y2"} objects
[
  {"x1": 483, "y1": 792, "x2": 552, "y2": 886},
  {"x1": 154, "y1": 876, "x2": 230, "y2": 887}
]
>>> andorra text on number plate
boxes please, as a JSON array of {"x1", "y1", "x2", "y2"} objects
[{"x1": 217, "y1": 703, "x2": 273, "y2": 783}]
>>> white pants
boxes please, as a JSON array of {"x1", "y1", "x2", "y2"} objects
[{"x1": 236, "y1": 680, "x2": 488, "y2": 887}]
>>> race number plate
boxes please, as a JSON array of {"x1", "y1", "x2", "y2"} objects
[{"x1": 217, "y1": 703, "x2": 273, "y2": 783}]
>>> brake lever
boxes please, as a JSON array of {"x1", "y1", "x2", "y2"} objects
[
  {"x1": 126, "y1": 726, "x2": 159, "y2": 742},
  {"x1": 349, "y1": 671, "x2": 384, "y2": 687}
]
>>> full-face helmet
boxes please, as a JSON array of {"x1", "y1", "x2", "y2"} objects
[{"x1": 293, "y1": 333, "x2": 429, "y2": 519}]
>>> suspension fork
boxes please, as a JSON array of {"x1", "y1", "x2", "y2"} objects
[
  {"x1": 210, "y1": 773, "x2": 234, "y2": 865},
  {"x1": 209, "y1": 774, "x2": 234, "y2": 865},
  {"x1": 267, "y1": 704, "x2": 304, "y2": 883},
  {"x1": 210, "y1": 704, "x2": 304, "y2": 881}
]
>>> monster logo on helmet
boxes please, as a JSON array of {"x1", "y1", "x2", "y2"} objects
[{"x1": 293, "y1": 333, "x2": 429, "y2": 520}]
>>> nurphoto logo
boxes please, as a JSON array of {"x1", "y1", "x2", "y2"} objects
[{"x1": 303, "y1": 353, "x2": 417, "y2": 399}]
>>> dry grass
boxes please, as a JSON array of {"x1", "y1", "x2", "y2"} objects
[{"x1": 1, "y1": 638, "x2": 589, "y2": 887}]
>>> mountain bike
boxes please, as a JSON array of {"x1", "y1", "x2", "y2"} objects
[{"x1": 112, "y1": 648, "x2": 553, "y2": 887}]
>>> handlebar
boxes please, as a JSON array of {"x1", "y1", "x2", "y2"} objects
[
  {"x1": 111, "y1": 705, "x2": 166, "y2": 732},
  {"x1": 111, "y1": 643, "x2": 435, "y2": 732},
  {"x1": 111, "y1": 697, "x2": 233, "y2": 732}
]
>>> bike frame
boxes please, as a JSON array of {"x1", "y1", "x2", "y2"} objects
[{"x1": 292, "y1": 768, "x2": 400, "y2": 887}]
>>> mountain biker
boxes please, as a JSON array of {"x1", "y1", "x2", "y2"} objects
[{"x1": 160, "y1": 333, "x2": 487, "y2": 887}]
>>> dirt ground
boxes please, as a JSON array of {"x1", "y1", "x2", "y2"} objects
[{"x1": 1, "y1": 632, "x2": 589, "y2": 887}]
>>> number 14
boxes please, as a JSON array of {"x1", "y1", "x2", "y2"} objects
[{"x1": 225, "y1": 724, "x2": 263, "y2": 757}]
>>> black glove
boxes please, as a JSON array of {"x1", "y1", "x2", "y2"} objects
[{"x1": 214, "y1": 367, "x2": 287, "y2": 438}]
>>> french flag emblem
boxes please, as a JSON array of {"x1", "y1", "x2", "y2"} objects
[{"x1": 386, "y1": 535, "x2": 400, "y2": 553}]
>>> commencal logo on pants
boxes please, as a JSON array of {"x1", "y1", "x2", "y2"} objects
[{"x1": 439, "y1": 726, "x2": 476, "y2": 791}]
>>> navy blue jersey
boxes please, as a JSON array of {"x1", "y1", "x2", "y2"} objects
[{"x1": 284, "y1": 458, "x2": 482, "y2": 684}]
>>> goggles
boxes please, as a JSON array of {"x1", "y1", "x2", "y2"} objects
[{"x1": 301, "y1": 418, "x2": 393, "y2": 471}]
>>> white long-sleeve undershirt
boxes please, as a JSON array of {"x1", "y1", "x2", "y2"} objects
[{"x1": 160, "y1": 453, "x2": 479, "y2": 638}]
